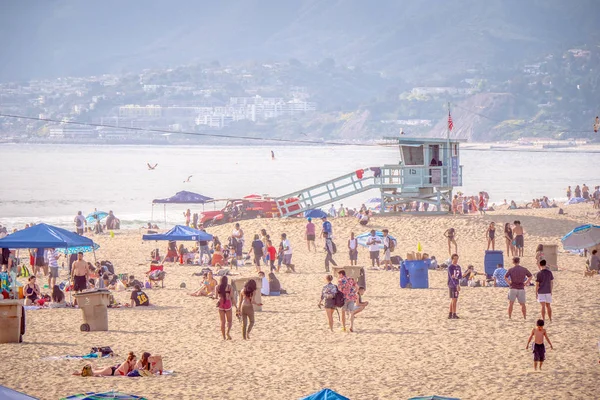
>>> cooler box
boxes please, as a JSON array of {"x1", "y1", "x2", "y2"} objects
[
  {"x1": 74, "y1": 289, "x2": 111, "y2": 332},
  {"x1": 332, "y1": 266, "x2": 366, "y2": 289},
  {"x1": 484, "y1": 250, "x2": 504, "y2": 277},
  {"x1": 232, "y1": 277, "x2": 262, "y2": 311},
  {"x1": 0, "y1": 300, "x2": 24, "y2": 343},
  {"x1": 404, "y1": 260, "x2": 429, "y2": 289},
  {"x1": 399, "y1": 262, "x2": 410, "y2": 288}
]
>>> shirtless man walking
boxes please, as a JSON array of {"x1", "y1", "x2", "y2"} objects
[
  {"x1": 513, "y1": 220, "x2": 524, "y2": 257},
  {"x1": 71, "y1": 252, "x2": 89, "y2": 293}
]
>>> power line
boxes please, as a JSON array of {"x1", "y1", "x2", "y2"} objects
[
  {"x1": 451, "y1": 103, "x2": 592, "y2": 134},
  {"x1": 0, "y1": 113, "x2": 383, "y2": 147},
  {"x1": 1, "y1": 112, "x2": 598, "y2": 154}
]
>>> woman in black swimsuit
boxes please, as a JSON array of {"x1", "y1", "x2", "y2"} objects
[
  {"x1": 486, "y1": 222, "x2": 496, "y2": 250},
  {"x1": 504, "y1": 223, "x2": 514, "y2": 256},
  {"x1": 24, "y1": 276, "x2": 41, "y2": 305}
]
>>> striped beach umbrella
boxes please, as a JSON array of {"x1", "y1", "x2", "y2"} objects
[{"x1": 561, "y1": 224, "x2": 600, "y2": 250}]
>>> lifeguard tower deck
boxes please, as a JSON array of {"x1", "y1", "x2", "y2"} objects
[{"x1": 276, "y1": 137, "x2": 464, "y2": 217}]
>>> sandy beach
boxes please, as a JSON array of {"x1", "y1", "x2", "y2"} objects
[{"x1": 1, "y1": 204, "x2": 599, "y2": 400}]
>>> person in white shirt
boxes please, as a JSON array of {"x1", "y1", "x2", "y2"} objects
[
  {"x1": 47, "y1": 248, "x2": 61, "y2": 289},
  {"x1": 259, "y1": 271, "x2": 270, "y2": 296},
  {"x1": 280, "y1": 233, "x2": 295, "y2": 272},
  {"x1": 328, "y1": 205, "x2": 337, "y2": 218},
  {"x1": 74, "y1": 211, "x2": 87, "y2": 235},
  {"x1": 366, "y1": 230, "x2": 381, "y2": 268}
]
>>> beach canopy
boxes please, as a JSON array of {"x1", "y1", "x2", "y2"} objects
[
  {"x1": 356, "y1": 231, "x2": 396, "y2": 250},
  {"x1": 304, "y1": 209, "x2": 328, "y2": 219},
  {"x1": 300, "y1": 388, "x2": 350, "y2": 400},
  {"x1": 0, "y1": 385, "x2": 39, "y2": 400},
  {"x1": 86, "y1": 211, "x2": 108, "y2": 223},
  {"x1": 561, "y1": 224, "x2": 600, "y2": 250},
  {"x1": 408, "y1": 396, "x2": 460, "y2": 400},
  {"x1": 142, "y1": 225, "x2": 213, "y2": 241},
  {"x1": 56, "y1": 243, "x2": 100, "y2": 254},
  {"x1": 366, "y1": 198, "x2": 381, "y2": 203},
  {"x1": 62, "y1": 391, "x2": 147, "y2": 400},
  {"x1": 152, "y1": 190, "x2": 213, "y2": 204},
  {"x1": 0, "y1": 223, "x2": 96, "y2": 250}
]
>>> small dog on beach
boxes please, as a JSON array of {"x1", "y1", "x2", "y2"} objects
[{"x1": 583, "y1": 269, "x2": 597, "y2": 277}]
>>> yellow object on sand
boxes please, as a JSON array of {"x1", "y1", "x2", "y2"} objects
[
  {"x1": 417, "y1": 242, "x2": 422, "y2": 252},
  {"x1": 109, "y1": 231, "x2": 115, "y2": 238}
]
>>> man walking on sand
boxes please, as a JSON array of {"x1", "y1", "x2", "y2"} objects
[
  {"x1": 366, "y1": 230, "x2": 381, "y2": 269},
  {"x1": 321, "y1": 216, "x2": 332, "y2": 239},
  {"x1": 513, "y1": 221, "x2": 524, "y2": 257},
  {"x1": 74, "y1": 211, "x2": 86, "y2": 235},
  {"x1": 536, "y1": 259, "x2": 554, "y2": 321},
  {"x1": 305, "y1": 218, "x2": 317, "y2": 252},
  {"x1": 447, "y1": 254, "x2": 462, "y2": 319},
  {"x1": 504, "y1": 257, "x2": 533, "y2": 319}
]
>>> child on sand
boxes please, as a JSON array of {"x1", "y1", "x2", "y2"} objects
[{"x1": 526, "y1": 319, "x2": 553, "y2": 370}]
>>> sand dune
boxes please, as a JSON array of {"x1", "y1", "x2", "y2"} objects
[{"x1": 1, "y1": 204, "x2": 599, "y2": 400}]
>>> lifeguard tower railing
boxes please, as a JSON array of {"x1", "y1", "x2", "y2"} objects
[{"x1": 276, "y1": 164, "x2": 462, "y2": 218}]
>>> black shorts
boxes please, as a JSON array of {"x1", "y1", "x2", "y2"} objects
[
  {"x1": 515, "y1": 235, "x2": 524, "y2": 248},
  {"x1": 324, "y1": 298, "x2": 336, "y2": 309},
  {"x1": 449, "y1": 287, "x2": 459, "y2": 299},
  {"x1": 307, "y1": 234, "x2": 316, "y2": 241},
  {"x1": 369, "y1": 251, "x2": 380, "y2": 260},
  {"x1": 77, "y1": 228, "x2": 84, "y2": 235},
  {"x1": 74, "y1": 275, "x2": 87, "y2": 292},
  {"x1": 533, "y1": 343, "x2": 545, "y2": 362}
]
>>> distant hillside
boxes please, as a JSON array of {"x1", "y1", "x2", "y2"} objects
[{"x1": 2, "y1": 0, "x2": 600, "y2": 81}]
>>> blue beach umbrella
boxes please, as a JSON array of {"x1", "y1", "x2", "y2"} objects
[
  {"x1": 355, "y1": 231, "x2": 396, "y2": 250},
  {"x1": 561, "y1": 224, "x2": 600, "y2": 250},
  {"x1": 408, "y1": 396, "x2": 460, "y2": 400},
  {"x1": 86, "y1": 211, "x2": 108, "y2": 224},
  {"x1": 62, "y1": 391, "x2": 147, "y2": 400},
  {"x1": 304, "y1": 209, "x2": 328, "y2": 219}
]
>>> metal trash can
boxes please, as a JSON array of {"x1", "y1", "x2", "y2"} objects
[
  {"x1": 0, "y1": 300, "x2": 24, "y2": 343},
  {"x1": 232, "y1": 277, "x2": 262, "y2": 311},
  {"x1": 73, "y1": 289, "x2": 111, "y2": 331}
]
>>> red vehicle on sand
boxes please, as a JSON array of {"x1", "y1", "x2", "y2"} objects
[{"x1": 199, "y1": 195, "x2": 299, "y2": 226}]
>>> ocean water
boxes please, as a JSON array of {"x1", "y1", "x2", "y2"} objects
[{"x1": 0, "y1": 144, "x2": 596, "y2": 229}]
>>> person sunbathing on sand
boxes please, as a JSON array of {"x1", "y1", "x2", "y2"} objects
[
  {"x1": 190, "y1": 271, "x2": 217, "y2": 297},
  {"x1": 74, "y1": 352, "x2": 137, "y2": 377}
]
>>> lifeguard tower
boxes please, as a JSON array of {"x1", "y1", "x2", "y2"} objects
[{"x1": 275, "y1": 137, "x2": 464, "y2": 217}]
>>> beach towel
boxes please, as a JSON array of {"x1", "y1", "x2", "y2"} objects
[{"x1": 43, "y1": 353, "x2": 112, "y2": 361}]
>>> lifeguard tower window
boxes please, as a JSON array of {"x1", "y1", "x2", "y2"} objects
[{"x1": 401, "y1": 145, "x2": 424, "y2": 166}]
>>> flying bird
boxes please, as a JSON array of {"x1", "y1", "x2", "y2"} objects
[
  {"x1": 183, "y1": 175, "x2": 193, "y2": 183},
  {"x1": 147, "y1": 163, "x2": 158, "y2": 170}
]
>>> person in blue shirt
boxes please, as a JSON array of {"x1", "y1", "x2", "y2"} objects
[
  {"x1": 447, "y1": 254, "x2": 462, "y2": 319},
  {"x1": 321, "y1": 216, "x2": 332, "y2": 239},
  {"x1": 492, "y1": 263, "x2": 509, "y2": 287}
]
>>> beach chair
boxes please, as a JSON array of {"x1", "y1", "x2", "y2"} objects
[{"x1": 146, "y1": 264, "x2": 165, "y2": 288}]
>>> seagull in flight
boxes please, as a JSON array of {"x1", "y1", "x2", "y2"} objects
[
  {"x1": 183, "y1": 175, "x2": 193, "y2": 183},
  {"x1": 147, "y1": 163, "x2": 158, "y2": 170}
]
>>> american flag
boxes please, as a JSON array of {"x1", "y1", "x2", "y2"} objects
[{"x1": 448, "y1": 112, "x2": 454, "y2": 131}]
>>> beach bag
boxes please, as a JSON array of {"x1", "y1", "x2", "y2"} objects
[
  {"x1": 331, "y1": 241, "x2": 337, "y2": 254},
  {"x1": 91, "y1": 346, "x2": 114, "y2": 357},
  {"x1": 116, "y1": 280, "x2": 126, "y2": 291},
  {"x1": 19, "y1": 265, "x2": 31, "y2": 278},
  {"x1": 333, "y1": 287, "x2": 345, "y2": 308}
]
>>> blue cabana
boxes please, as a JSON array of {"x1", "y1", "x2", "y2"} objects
[
  {"x1": 152, "y1": 191, "x2": 213, "y2": 204},
  {"x1": 0, "y1": 223, "x2": 96, "y2": 250},
  {"x1": 151, "y1": 191, "x2": 214, "y2": 225},
  {"x1": 142, "y1": 225, "x2": 213, "y2": 242},
  {"x1": 300, "y1": 389, "x2": 350, "y2": 400}
]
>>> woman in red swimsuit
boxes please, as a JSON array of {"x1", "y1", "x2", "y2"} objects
[{"x1": 216, "y1": 276, "x2": 233, "y2": 340}]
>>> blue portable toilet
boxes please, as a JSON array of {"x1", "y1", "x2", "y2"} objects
[
  {"x1": 400, "y1": 261, "x2": 410, "y2": 288},
  {"x1": 404, "y1": 260, "x2": 429, "y2": 289},
  {"x1": 484, "y1": 250, "x2": 504, "y2": 277}
]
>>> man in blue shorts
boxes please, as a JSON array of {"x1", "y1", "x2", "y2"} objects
[{"x1": 447, "y1": 254, "x2": 462, "y2": 319}]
